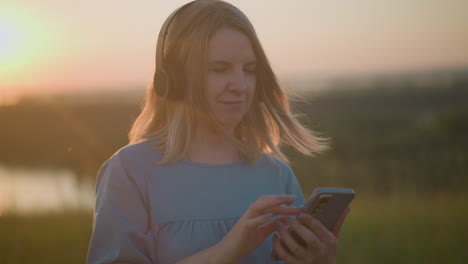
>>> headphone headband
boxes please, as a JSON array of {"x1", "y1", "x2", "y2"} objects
[{"x1": 154, "y1": 1, "x2": 196, "y2": 99}]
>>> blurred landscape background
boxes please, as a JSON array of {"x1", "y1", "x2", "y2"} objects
[
  {"x1": 1, "y1": 67, "x2": 467, "y2": 263},
  {"x1": 1, "y1": 0, "x2": 468, "y2": 263}
]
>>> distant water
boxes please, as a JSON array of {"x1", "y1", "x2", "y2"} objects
[{"x1": 0, "y1": 164, "x2": 95, "y2": 215}]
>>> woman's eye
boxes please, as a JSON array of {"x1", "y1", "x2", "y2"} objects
[
  {"x1": 210, "y1": 68, "x2": 226, "y2": 73},
  {"x1": 209, "y1": 67, "x2": 256, "y2": 74}
]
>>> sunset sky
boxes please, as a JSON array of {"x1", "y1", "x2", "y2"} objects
[{"x1": 1, "y1": 0, "x2": 467, "y2": 98}]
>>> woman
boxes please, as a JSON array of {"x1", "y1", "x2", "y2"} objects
[{"x1": 87, "y1": 0, "x2": 349, "y2": 263}]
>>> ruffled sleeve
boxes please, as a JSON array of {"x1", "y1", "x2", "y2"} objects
[{"x1": 87, "y1": 153, "x2": 157, "y2": 264}]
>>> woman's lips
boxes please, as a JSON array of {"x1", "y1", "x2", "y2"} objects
[{"x1": 219, "y1": 101, "x2": 243, "y2": 105}]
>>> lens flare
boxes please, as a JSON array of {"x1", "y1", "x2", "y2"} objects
[{"x1": 0, "y1": 3, "x2": 66, "y2": 98}]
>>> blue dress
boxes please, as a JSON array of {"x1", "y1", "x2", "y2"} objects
[{"x1": 87, "y1": 138, "x2": 305, "y2": 264}]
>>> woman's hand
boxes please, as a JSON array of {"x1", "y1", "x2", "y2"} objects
[
  {"x1": 219, "y1": 194, "x2": 303, "y2": 262},
  {"x1": 272, "y1": 206, "x2": 350, "y2": 264}
]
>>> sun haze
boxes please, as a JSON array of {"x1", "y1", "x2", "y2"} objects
[{"x1": 1, "y1": 0, "x2": 467, "y2": 100}]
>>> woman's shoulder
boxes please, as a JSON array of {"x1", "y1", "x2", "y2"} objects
[
  {"x1": 259, "y1": 153, "x2": 293, "y2": 173},
  {"x1": 95, "y1": 139, "x2": 162, "y2": 186},
  {"x1": 118, "y1": 138, "x2": 159, "y2": 156},
  {"x1": 105, "y1": 138, "x2": 163, "y2": 167}
]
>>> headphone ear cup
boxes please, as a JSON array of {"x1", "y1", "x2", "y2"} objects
[
  {"x1": 166, "y1": 64, "x2": 185, "y2": 100},
  {"x1": 154, "y1": 70, "x2": 170, "y2": 99}
]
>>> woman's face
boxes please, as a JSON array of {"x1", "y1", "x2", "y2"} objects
[{"x1": 205, "y1": 27, "x2": 257, "y2": 129}]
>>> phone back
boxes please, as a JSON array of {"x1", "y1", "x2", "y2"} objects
[{"x1": 303, "y1": 187, "x2": 355, "y2": 230}]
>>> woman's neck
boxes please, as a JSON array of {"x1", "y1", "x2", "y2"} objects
[{"x1": 187, "y1": 123, "x2": 240, "y2": 164}]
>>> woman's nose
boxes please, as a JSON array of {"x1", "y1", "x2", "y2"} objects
[{"x1": 228, "y1": 68, "x2": 249, "y2": 92}]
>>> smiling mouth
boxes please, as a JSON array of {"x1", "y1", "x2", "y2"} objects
[{"x1": 220, "y1": 101, "x2": 243, "y2": 104}]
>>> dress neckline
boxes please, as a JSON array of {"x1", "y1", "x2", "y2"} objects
[{"x1": 180, "y1": 157, "x2": 244, "y2": 168}]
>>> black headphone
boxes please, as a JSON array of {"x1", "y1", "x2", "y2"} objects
[{"x1": 153, "y1": 1, "x2": 197, "y2": 100}]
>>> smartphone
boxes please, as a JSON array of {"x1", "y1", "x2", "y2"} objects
[
  {"x1": 272, "y1": 187, "x2": 355, "y2": 259},
  {"x1": 300, "y1": 187, "x2": 355, "y2": 230}
]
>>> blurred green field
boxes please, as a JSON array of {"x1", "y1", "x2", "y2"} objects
[
  {"x1": 1, "y1": 69, "x2": 467, "y2": 263},
  {"x1": 0, "y1": 210, "x2": 92, "y2": 264},
  {"x1": 1, "y1": 192, "x2": 466, "y2": 263},
  {"x1": 337, "y1": 192, "x2": 468, "y2": 264}
]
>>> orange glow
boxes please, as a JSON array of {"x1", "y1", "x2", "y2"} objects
[
  {"x1": 0, "y1": 4, "x2": 69, "y2": 97},
  {"x1": 0, "y1": 0, "x2": 467, "y2": 99}
]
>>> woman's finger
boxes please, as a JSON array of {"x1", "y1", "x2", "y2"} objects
[
  {"x1": 277, "y1": 221, "x2": 307, "y2": 258},
  {"x1": 288, "y1": 219, "x2": 321, "y2": 250},
  {"x1": 245, "y1": 213, "x2": 274, "y2": 229},
  {"x1": 247, "y1": 194, "x2": 300, "y2": 217},
  {"x1": 257, "y1": 215, "x2": 289, "y2": 237},
  {"x1": 273, "y1": 232, "x2": 301, "y2": 264},
  {"x1": 273, "y1": 215, "x2": 296, "y2": 227},
  {"x1": 264, "y1": 204, "x2": 302, "y2": 216},
  {"x1": 298, "y1": 213, "x2": 334, "y2": 244},
  {"x1": 331, "y1": 206, "x2": 350, "y2": 238},
  {"x1": 261, "y1": 194, "x2": 298, "y2": 209}
]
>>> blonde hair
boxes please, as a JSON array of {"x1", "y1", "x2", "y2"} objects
[{"x1": 128, "y1": 0, "x2": 327, "y2": 165}]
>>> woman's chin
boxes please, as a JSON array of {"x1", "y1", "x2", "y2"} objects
[{"x1": 217, "y1": 118, "x2": 242, "y2": 130}]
